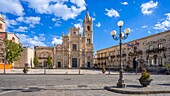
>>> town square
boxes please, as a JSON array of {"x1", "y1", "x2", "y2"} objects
[{"x1": 0, "y1": 0, "x2": 170, "y2": 96}]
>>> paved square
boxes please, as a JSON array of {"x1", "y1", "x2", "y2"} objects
[{"x1": 0, "y1": 70, "x2": 170, "y2": 96}]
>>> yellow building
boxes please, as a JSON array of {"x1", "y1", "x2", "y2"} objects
[
  {"x1": 95, "y1": 31, "x2": 170, "y2": 69},
  {"x1": 35, "y1": 11, "x2": 94, "y2": 68}
]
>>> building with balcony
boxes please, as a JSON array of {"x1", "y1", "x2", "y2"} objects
[{"x1": 95, "y1": 30, "x2": 170, "y2": 69}]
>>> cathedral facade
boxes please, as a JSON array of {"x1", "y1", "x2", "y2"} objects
[{"x1": 35, "y1": 11, "x2": 94, "y2": 68}]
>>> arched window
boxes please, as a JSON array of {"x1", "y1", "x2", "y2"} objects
[
  {"x1": 149, "y1": 45, "x2": 153, "y2": 51},
  {"x1": 44, "y1": 54, "x2": 46, "y2": 58},
  {"x1": 12, "y1": 37, "x2": 15, "y2": 42},
  {"x1": 158, "y1": 43, "x2": 162, "y2": 49},
  {"x1": 0, "y1": 23, "x2": 2, "y2": 29},
  {"x1": 87, "y1": 26, "x2": 90, "y2": 31}
]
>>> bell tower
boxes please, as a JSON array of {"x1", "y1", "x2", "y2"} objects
[
  {"x1": 83, "y1": 10, "x2": 94, "y2": 68},
  {"x1": 0, "y1": 14, "x2": 5, "y2": 32},
  {"x1": 83, "y1": 10, "x2": 93, "y2": 44}
]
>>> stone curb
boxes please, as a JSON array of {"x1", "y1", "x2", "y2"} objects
[
  {"x1": 0, "y1": 73, "x2": 85, "y2": 75},
  {"x1": 104, "y1": 86, "x2": 170, "y2": 94}
]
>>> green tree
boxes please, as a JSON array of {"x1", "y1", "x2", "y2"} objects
[
  {"x1": 33, "y1": 56, "x2": 38, "y2": 67},
  {"x1": 47, "y1": 55, "x2": 52, "y2": 68},
  {"x1": 4, "y1": 39, "x2": 24, "y2": 64}
]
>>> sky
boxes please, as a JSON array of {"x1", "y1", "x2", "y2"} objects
[{"x1": 0, "y1": 0, "x2": 170, "y2": 53}]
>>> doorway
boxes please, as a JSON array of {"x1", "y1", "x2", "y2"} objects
[
  {"x1": 58, "y1": 62, "x2": 61, "y2": 68},
  {"x1": 72, "y1": 58, "x2": 77, "y2": 67},
  {"x1": 87, "y1": 62, "x2": 90, "y2": 68}
]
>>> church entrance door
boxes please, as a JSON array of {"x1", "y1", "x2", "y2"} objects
[{"x1": 72, "y1": 58, "x2": 77, "y2": 68}]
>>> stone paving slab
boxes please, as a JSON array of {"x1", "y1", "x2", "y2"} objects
[{"x1": 104, "y1": 84, "x2": 170, "y2": 94}]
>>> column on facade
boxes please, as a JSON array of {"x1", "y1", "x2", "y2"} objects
[{"x1": 156, "y1": 58, "x2": 159, "y2": 66}]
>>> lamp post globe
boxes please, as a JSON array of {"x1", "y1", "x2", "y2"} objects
[
  {"x1": 124, "y1": 28, "x2": 131, "y2": 35},
  {"x1": 111, "y1": 30, "x2": 116, "y2": 37},
  {"x1": 117, "y1": 20, "x2": 124, "y2": 27}
]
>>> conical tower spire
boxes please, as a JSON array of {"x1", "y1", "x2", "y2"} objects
[{"x1": 84, "y1": 8, "x2": 91, "y2": 22}]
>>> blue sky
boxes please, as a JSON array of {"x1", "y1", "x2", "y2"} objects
[{"x1": 0, "y1": 0, "x2": 170, "y2": 52}]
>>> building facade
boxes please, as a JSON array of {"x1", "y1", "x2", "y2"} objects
[
  {"x1": 14, "y1": 47, "x2": 34, "y2": 68},
  {"x1": 95, "y1": 31, "x2": 170, "y2": 69},
  {"x1": 0, "y1": 14, "x2": 20, "y2": 68},
  {"x1": 35, "y1": 11, "x2": 94, "y2": 68}
]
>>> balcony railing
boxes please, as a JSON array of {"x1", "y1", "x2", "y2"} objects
[{"x1": 146, "y1": 47, "x2": 166, "y2": 54}]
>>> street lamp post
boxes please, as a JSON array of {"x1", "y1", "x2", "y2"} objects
[
  {"x1": 4, "y1": 51, "x2": 6, "y2": 74},
  {"x1": 4, "y1": 49, "x2": 9, "y2": 74},
  {"x1": 44, "y1": 54, "x2": 46, "y2": 74},
  {"x1": 111, "y1": 20, "x2": 131, "y2": 88}
]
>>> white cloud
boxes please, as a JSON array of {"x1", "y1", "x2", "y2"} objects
[
  {"x1": 142, "y1": 25, "x2": 148, "y2": 28},
  {"x1": 92, "y1": 17, "x2": 96, "y2": 21},
  {"x1": 105, "y1": 8, "x2": 119, "y2": 18},
  {"x1": 52, "y1": 18, "x2": 62, "y2": 26},
  {"x1": 9, "y1": 20, "x2": 18, "y2": 26},
  {"x1": 23, "y1": 0, "x2": 86, "y2": 20},
  {"x1": 141, "y1": 1, "x2": 158, "y2": 15},
  {"x1": 14, "y1": 26, "x2": 28, "y2": 32},
  {"x1": 121, "y1": 2, "x2": 128, "y2": 5},
  {"x1": 55, "y1": 22, "x2": 62, "y2": 27},
  {"x1": 52, "y1": 18, "x2": 56, "y2": 22},
  {"x1": 16, "y1": 16, "x2": 41, "y2": 27},
  {"x1": 73, "y1": 19, "x2": 83, "y2": 34},
  {"x1": 96, "y1": 22, "x2": 101, "y2": 27},
  {"x1": 2, "y1": 15, "x2": 18, "y2": 31},
  {"x1": 52, "y1": 37, "x2": 62, "y2": 45},
  {"x1": 74, "y1": 23, "x2": 83, "y2": 34},
  {"x1": 148, "y1": 31, "x2": 151, "y2": 33},
  {"x1": 70, "y1": 0, "x2": 86, "y2": 8},
  {"x1": 0, "y1": 0, "x2": 24, "y2": 16},
  {"x1": 153, "y1": 13, "x2": 170, "y2": 31},
  {"x1": 16, "y1": 33, "x2": 46, "y2": 48}
]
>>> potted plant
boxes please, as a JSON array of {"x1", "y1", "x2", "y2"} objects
[
  {"x1": 165, "y1": 64, "x2": 170, "y2": 75},
  {"x1": 139, "y1": 68, "x2": 153, "y2": 87},
  {"x1": 102, "y1": 66, "x2": 106, "y2": 74},
  {"x1": 23, "y1": 67, "x2": 29, "y2": 74}
]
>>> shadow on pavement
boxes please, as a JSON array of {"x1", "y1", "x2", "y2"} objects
[
  {"x1": 2, "y1": 87, "x2": 44, "y2": 92},
  {"x1": 1, "y1": 87, "x2": 104, "y2": 93},
  {"x1": 126, "y1": 85, "x2": 143, "y2": 88},
  {"x1": 158, "y1": 83, "x2": 170, "y2": 86}
]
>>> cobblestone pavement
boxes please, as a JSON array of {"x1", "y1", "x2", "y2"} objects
[{"x1": 0, "y1": 74, "x2": 170, "y2": 96}]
